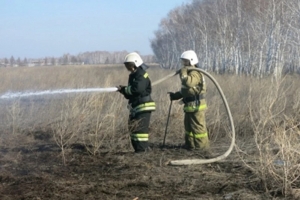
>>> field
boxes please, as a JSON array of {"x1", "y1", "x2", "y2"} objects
[{"x1": 0, "y1": 65, "x2": 300, "y2": 199}]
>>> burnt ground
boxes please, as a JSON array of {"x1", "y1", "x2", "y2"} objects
[{"x1": 0, "y1": 133, "x2": 287, "y2": 200}]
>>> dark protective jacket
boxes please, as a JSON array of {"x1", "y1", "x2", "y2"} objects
[{"x1": 122, "y1": 67, "x2": 155, "y2": 115}]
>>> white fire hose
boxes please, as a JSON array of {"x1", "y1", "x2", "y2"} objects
[{"x1": 153, "y1": 68, "x2": 235, "y2": 166}]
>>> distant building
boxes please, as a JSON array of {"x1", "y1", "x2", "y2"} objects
[{"x1": 27, "y1": 59, "x2": 45, "y2": 67}]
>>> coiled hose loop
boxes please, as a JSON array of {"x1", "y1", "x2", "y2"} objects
[{"x1": 152, "y1": 68, "x2": 235, "y2": 165}]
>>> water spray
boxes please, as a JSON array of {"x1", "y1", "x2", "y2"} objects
[{"x1": 0, "y1": 87, "x2": 118, "y2": 99}]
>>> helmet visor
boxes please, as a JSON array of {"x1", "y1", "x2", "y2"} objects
[{"x1": 181, "y1": 58, "x2": 190, "y2": 66}]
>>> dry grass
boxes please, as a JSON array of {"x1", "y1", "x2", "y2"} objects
[{"x1": 0, "y1": 65, "x2": 300, "y2": 197}]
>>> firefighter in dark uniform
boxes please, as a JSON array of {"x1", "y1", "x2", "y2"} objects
[
  {"x1": 117, "y1": 52, "x2": 156, "y2": 153},
  {"x1": 169, "y1": 50, "x2": 210, "y2": 152}
]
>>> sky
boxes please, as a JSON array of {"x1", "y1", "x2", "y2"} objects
[{"x1": 0, "y1": 0, "x2": 189, "y2": 59}]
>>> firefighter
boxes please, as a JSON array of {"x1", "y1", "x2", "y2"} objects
[
  {"x1": 117, "y1": 52, "x2": 156, "y2": 153},
  {"x1": 169, "y1": 50, "x2": 210, "y2": 152}
]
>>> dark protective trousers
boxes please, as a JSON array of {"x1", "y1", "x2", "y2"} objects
[
  {"x1": 128, "y1": 111, "x2": 151, "y2": 152},
  {"x1": 184, "y1": 110, "x2": 210, "y2": 150}
]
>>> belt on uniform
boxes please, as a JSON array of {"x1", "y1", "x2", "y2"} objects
[{"x1": 183, "y1": 94, "x2": 204, "y2": 104}]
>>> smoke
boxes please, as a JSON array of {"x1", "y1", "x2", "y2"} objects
[{"x1": 0, "y1": 87, "x2": 118, "y2": 99}]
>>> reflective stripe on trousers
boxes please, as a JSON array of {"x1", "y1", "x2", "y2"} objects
[
  {"x1": 131, "y1": 133, "x2": 149, "y2": 141},
  {"x1": 185, "y1": 131, "x2": 208, "y2": 138}
]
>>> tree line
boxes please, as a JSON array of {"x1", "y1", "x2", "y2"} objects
[
  {"x1": 0, "y1": 51, "x2": 155, "y2": 67},
  {"x1": 151, "y1": 0, "x2": 300, "y2": 77}
]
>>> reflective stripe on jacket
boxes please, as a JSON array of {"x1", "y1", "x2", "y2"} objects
[
  {"x1": 183, "y1": 103, "x2": 207, "y2": 113},
  {"x1": 130, "y1": 102, "x2": 156, "y2": 116},
  {"x1": 133, "y1": 102, "x2": 156, "y2": 112}
]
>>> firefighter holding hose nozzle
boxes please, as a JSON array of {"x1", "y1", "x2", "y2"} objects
[
  {"x1": 117, "y1": 52, "x2": 156, "y2": 153},
  {"x1": 169, "y1": 50, "x2": 211, "y2": 156}
]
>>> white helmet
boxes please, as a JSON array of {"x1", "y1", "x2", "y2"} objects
[
  {"x1": 124, "y1": 52, "x2": 143, "y2": 67},
  {"x1": 180, "y1": 50, "x2": 198, "y2": 65}
]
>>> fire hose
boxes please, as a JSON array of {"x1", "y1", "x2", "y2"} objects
[{"x1": 152, "y1": 68, "x2": 235, "y2": 166}]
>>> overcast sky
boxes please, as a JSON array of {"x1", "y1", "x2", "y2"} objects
[{"x1": 0, "y1": 0, "x2": 188, "y2": 59}]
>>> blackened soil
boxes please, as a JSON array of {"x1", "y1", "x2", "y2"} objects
[{"x1": 0, "y1": 140, "x2": 283, "y2": 200}]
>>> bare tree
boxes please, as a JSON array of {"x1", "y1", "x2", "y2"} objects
[
  {"x1": 151, "y1": 0, "x2": 300, "y2": 77},
  {"x1": 23, "y1": 58, "x2": 28, "y2": 66},
  {"x1": 10, "y1": 56, "x2": 15, "y2": 67}
]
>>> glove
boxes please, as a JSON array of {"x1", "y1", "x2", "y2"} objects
[
  {"x1": 169, "y1": 92, "x2": 182, "y2": 101},
  {"x1": 116, "y1": 85, "x2": 126, "y2": 94},
  {"x1": 180, "y1": 67, "x2": 188, "y2": 80}
]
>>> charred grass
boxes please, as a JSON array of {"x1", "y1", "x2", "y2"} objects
[{"x1": 0, "y1": 65, "x2": 299, "y2": 199}]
